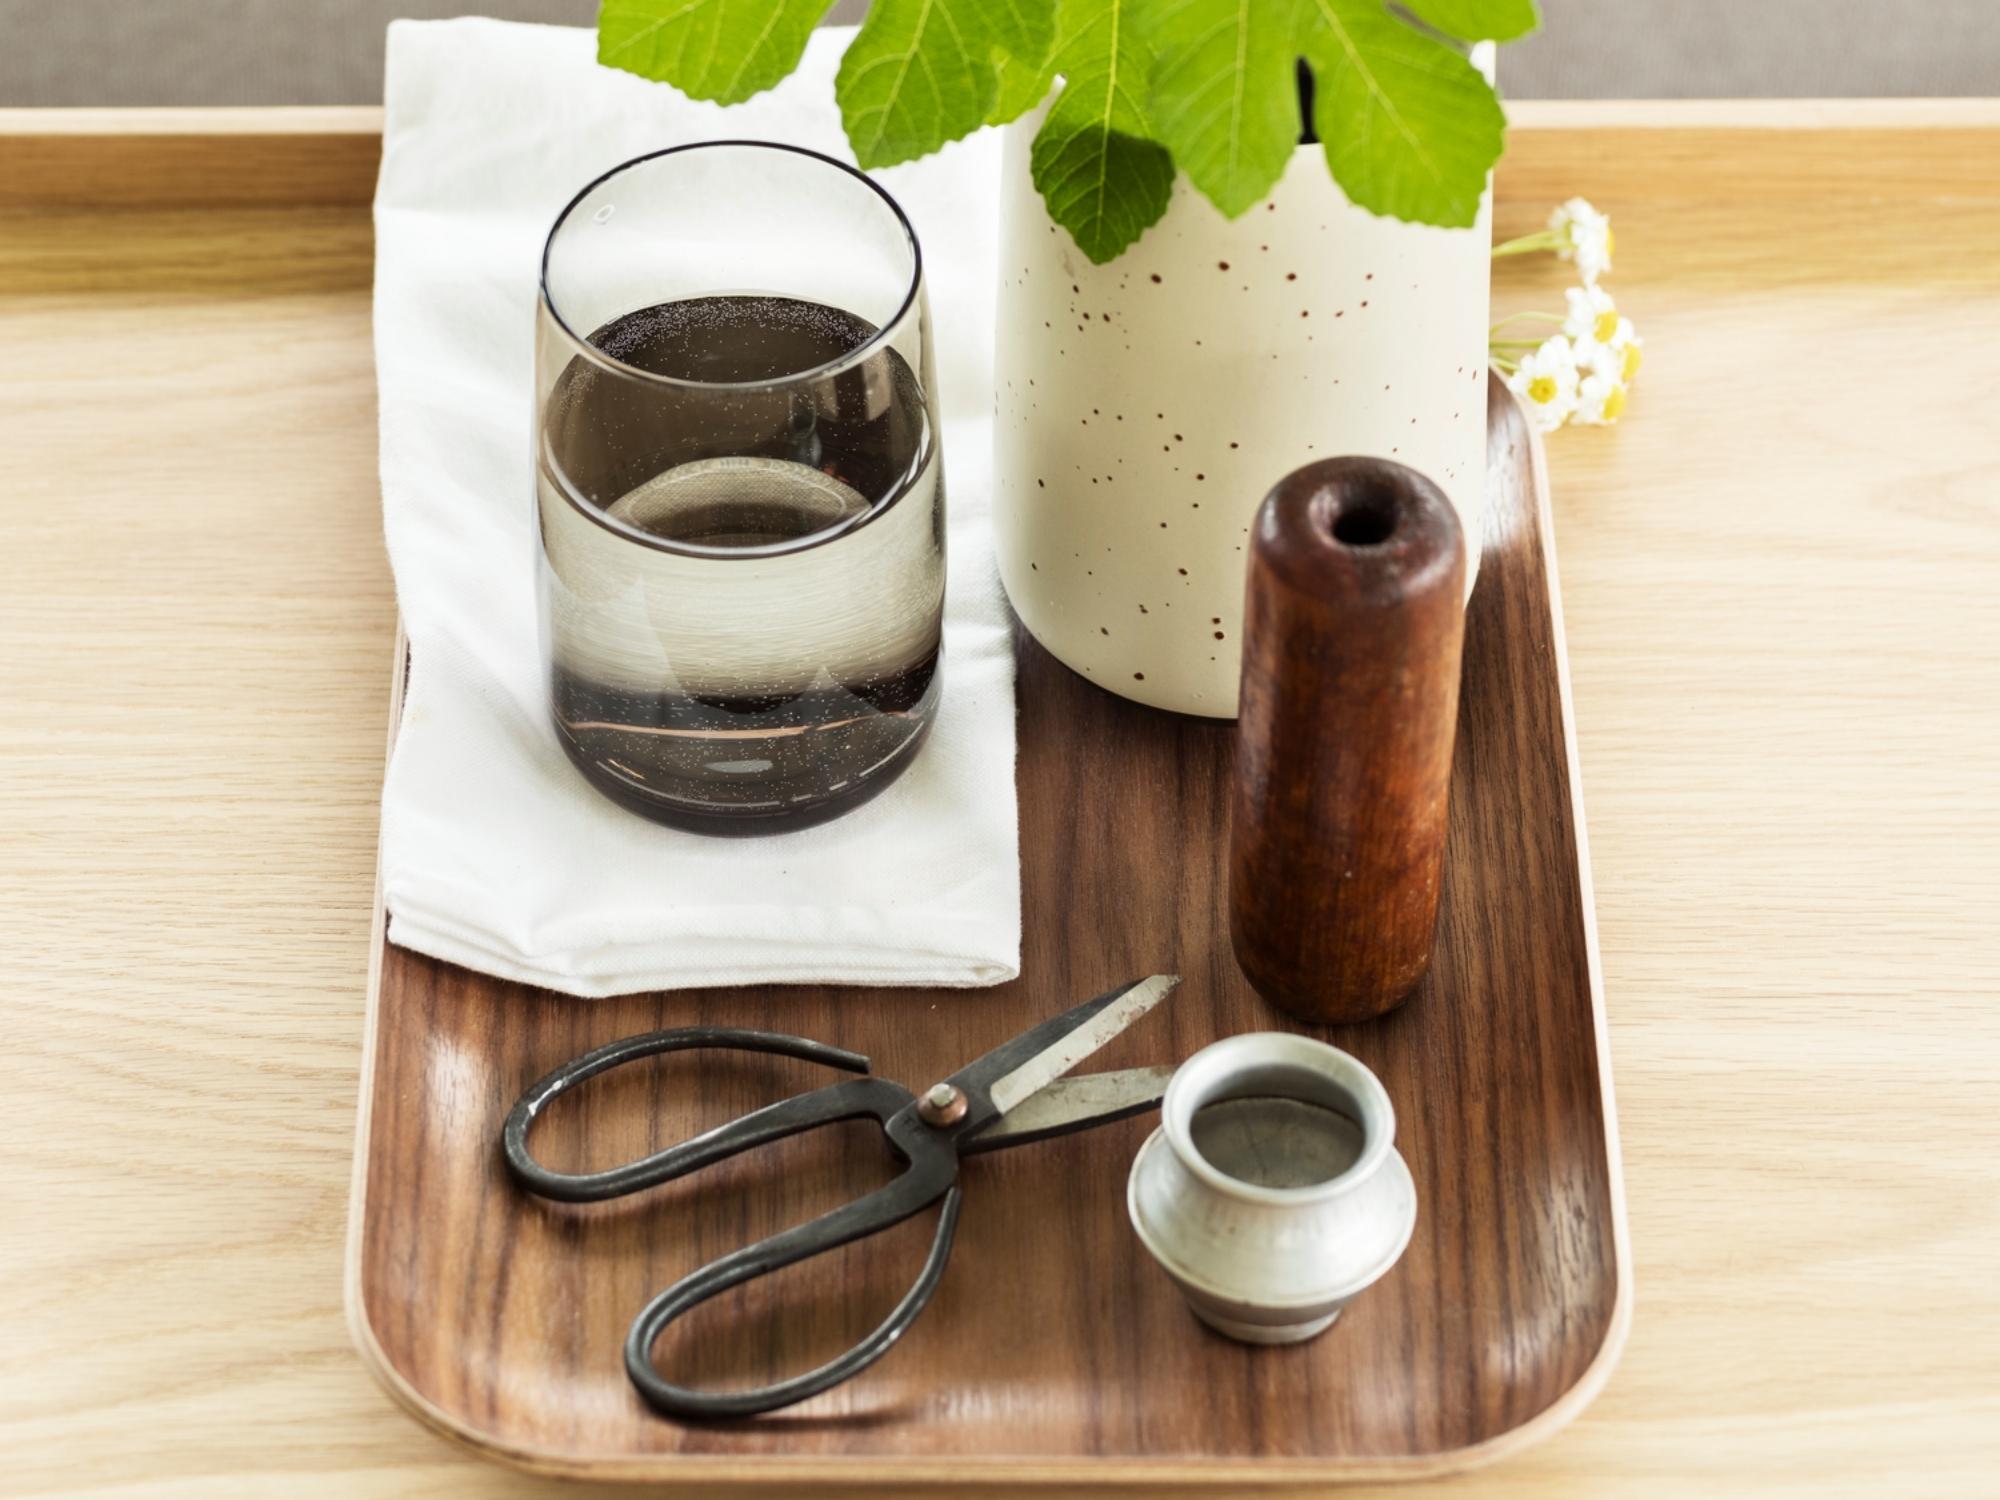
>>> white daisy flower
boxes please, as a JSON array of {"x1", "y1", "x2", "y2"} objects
[
  {"x1": 1505, "y1": 335, "x2": 1580, "y2": 433},
  {"x1": 1548, "y1": 197, "x2": 1614, "y2": 285},
  {"x1": 1564, "y1": 283, "x2": 1642, "y2": 378},
  {"x1": 1571, "y1": 362, "x2": 1630, "y2": 426},
  {"x1": 1563, "y1": 284, "x2": 1620, "y2": 345},
  {"x1": 1610, "y1": 325, "x2": 1643, "y2": 384}
]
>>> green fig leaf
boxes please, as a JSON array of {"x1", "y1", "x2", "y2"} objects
[
  {"x1": 1030, "y1": 0, "x2": 1177, "y2": 263},
  {"x1": 1298, "y1": 0, "x2": 1505, "y2": 228},
  {"x1": 597, "y1": 0, "x2": 836, "y2": 104}
]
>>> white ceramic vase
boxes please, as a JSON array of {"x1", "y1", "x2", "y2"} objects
[{"x1": 993, "y1": 116, "x2": 1491, "y2": 717}]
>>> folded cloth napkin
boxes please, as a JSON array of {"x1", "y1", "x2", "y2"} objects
[{"x1": 374, "y1": 19, "x2": 1019, "y2": 997}]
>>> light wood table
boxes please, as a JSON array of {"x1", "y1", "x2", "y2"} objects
[{"x1": 2, "y1": 101, "x2": 1997, "y2": 1498}]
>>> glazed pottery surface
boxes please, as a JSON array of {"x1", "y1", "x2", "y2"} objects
[
  {"x1": 993, "y1": 117, "x2": 1490, "y2": 716},
  {"x1": 1127, "y1": 1033, "x2": 1418, "y2": 1344}
]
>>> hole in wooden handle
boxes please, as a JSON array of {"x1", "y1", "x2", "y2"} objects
[{"x1": 1331, "y1": 503, "x2": 1395, "y2": 547}]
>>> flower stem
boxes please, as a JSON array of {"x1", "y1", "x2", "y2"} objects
[
  {"x1": 1491, "y1": 231, "x2": 1559, "y2": 259},
  {"x1": 1489, "y1": 310, "x2": 1562, "y2": 333}
]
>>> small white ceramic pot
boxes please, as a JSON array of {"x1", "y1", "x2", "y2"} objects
[
  {"x1": 993, "y1": 105, "x2": 1490, "y2": 717},
  {"x1": 1127, "y1": 1033, "x2": 1416, "y2": 1344}
]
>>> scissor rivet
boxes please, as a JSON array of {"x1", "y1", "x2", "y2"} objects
[{"x1": 918, "y1": 1082, "x2": 967, "y2": 1127}]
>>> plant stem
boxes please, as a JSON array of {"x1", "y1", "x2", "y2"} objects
[
  {"x1": 1489, "y1": 310, "x2": 1562, "y2": 333},
  {"x1": 1491, "y1": 231, "x2": 1559, "y2": 259}
]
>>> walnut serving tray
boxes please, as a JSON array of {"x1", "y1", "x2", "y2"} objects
[{"x1": 346, "y1": 381, "x2": 1629, "y2": 1485}]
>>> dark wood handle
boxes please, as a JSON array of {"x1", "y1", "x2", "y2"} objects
[{"x1": 1230, "y1": 457, "x2": 1467, "y2": 1024}]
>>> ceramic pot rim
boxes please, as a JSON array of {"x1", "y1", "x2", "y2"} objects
[{"x1": 1160, "y1": 1032, "x2": 1396, "y2": 1206}]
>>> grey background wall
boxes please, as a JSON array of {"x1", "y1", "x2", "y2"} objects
[{"x1": 1, "y1": 0, "x2": 1995, "y2": 106}]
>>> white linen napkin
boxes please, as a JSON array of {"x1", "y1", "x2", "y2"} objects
[{"x1": 374, "y1": 19, "x2": 1020, "y2": 997}]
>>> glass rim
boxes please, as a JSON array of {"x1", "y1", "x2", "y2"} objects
[{"x1": 538, "y1": 138, "x2": 924, "y2": 394}]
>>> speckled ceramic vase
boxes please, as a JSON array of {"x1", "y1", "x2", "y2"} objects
[{"x1": 993, "y1": 121, "x2": 1490, "y2": 717}]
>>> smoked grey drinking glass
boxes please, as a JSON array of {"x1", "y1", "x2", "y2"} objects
[{"x1": 536, "y1": 142, "x2": 945, "y2": 836}]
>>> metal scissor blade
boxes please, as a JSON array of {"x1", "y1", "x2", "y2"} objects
[
  {"x1": 960, "y1": 1065, "x2": 1177, "y2": 1153},
  {"x1": 948, "y1": 975, "x2": 1178, "y2": 1122}
]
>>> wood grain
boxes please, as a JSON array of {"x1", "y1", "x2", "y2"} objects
[
  {"x1": 0, "y1": 107, "x2": 383, "y2": 206},
  {"x1": 3, "y1": 103, "x2": 1999, "y2": 1499},
  {"x1": 10, "y1": 100, "x2": 2000, "y2": 210},
  {"x1": 1231, "y1": 458, "x2": 1468, "y2": 1023},
  {"x1": 346, "y1": 379, "x2": 1622, "y2": 1483}
]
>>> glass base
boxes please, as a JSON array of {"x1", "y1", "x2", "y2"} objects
[{"x1": 553, "y1": 708, "x2": 934, "y2": 837}]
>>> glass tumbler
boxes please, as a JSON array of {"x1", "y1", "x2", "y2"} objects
[{"x1": 536, "y1": 142, "x2": 946, "y2": 836}]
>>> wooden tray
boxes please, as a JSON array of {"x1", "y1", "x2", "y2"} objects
[{"x1": 347, "y1": 378, "x2": 1628, "y2": 1485}]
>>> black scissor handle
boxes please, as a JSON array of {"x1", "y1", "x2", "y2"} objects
[
  {"x1": 502, "y1": 1026, "x2": 883, "y2": 1204},
  {"x1": 503, "y1": 1025, "x2": 968, "y2": 1418},
  {"x1": 625, "y1": 1120, "x2": 963, "y2": 1420}
]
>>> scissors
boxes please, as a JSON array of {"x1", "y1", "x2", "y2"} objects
[{"x1": 501, "y1": 974, "x2": 1179, "y2": 1419}]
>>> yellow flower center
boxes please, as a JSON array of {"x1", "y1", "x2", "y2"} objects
[
  {"x1": 1527, "y1": 374, "x2": 1559, "y2": 404},
  {"x1": 1602, "y1": 384, "x2": 1628, "y2": 421},
  {"x1": 1594, "y1": 311, "x2": 1621, "y2": 342},
  {"x1": 1621, "y1": 342, "x2": 1643, "y2": 380}
]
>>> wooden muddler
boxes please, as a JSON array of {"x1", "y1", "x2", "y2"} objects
[{"x1": 1230, "y1": 457, "x2": 1467, "y2": 1025}]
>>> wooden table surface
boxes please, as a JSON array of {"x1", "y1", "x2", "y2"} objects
[{"x1": 3, "y1": 101, "x2": 1997, "y2": 1498}]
